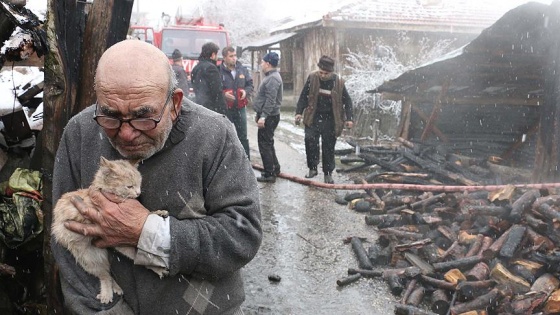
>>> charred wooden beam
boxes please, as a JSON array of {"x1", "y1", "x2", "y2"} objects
[
  {"x1": 464, "y1": 262, "x2": 490, "y2": 282},
  {"x1": 467, "y1": 206, "x2": 508, "y2": 217},
  {"x1": 387, "y1": 273, "x2": 405, "y2": 296},
  {"x1": 367, "y1": 243, "x2": 392, "y2": 266},
  {"x1": 404, "y1": 252, "x2": 435, "y2": 275},
  {"x1": 465, "y1": 235, "x2": 484, "y2": 257},
  {"x1": 406, "y1": 286, "x2": 425, "y2": 306},
  {"x1": 419, "y1": 275, "x2": 456, "y2": 291},
  {"x1": 456, "y1": 280, "x2": 496, "y2": 301},
  {"x1": 530, "y1": 273, "x2": 560, "y2": 295},
  {"x1": 498, "y1": 225, "x2": 526, "y2": 259},
  {"x1": 509, "y1": 189, "x2": 540, "y2": 223},
  {"x1": 433, "y1": 256, "x2": 484, "y2": 272},
  {"x1": 401, "y1": 151, "x2": 477, "y2": 186},
  {"x1": 401, "y1": 278, "x2": 417, "y2": 304},
  {"x1": 379, "y1": 228, "x2": 424, "y2": 240},
  {"x1": 336, "y1": 273, "x2": 362, "y2": 287},
  {"x1": 490, "y1": 263, "x2": 531, "y2": 295},
  {"x1": 431, "y1": 289, "x2": 450, "y2": 315},
  {"x1": 509, "y1": 259, "x2": 544, "y2": 284},
  {"x1": 350, "y1": 237, "x2": 374, "y2": 270},
  {"x1": 449, "y1": 288, "x2": 500, "y2": 315}
]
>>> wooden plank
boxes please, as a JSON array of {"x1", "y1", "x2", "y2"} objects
[
  {"x1": 411, "y1": 103, "x2": 448, "y2": 142},
  {"x1": 420, "y1": 80, "x2": 448, "y2": 141}
]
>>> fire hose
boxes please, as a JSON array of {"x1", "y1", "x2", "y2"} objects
[{"x1": 252, "y1": 163, "x2": 560, "y2": 192}]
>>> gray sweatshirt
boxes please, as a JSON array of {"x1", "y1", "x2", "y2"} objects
[
  {"x1": 252, "y1": 69, "x2": 283, "y2": 119},
  {"x1": 51, "y1": 99, "x2": 262, "y2": 315}
]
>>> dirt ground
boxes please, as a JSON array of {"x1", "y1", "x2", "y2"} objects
[{"x1": 241, "y1": 108, "x2": 398, "y2": 314}]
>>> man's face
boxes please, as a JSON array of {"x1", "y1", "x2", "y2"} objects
[
  {"x1": 95, "y1": 85, "x2": 176, "y2": 160},
  {"x1": 224, "y1": 51, "x2": 237, "y2": 68},
  {"x1": 318, "y1": 69, "x2": 333, "y2": 80}
]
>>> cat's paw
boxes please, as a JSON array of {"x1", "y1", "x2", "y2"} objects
[
  {"x1": 153, "y1": 210, "x2": 169, "y2": 218},
  {"x1": 97, "y1": 291, "x2": 114, "y2": 304},
  {"x1": 112, "y1": 279, "x2": 123, "y2": 296}
]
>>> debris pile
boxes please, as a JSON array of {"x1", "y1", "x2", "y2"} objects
[{"x1": 338, "y1": 178, "x2": 560, "y2": 314}]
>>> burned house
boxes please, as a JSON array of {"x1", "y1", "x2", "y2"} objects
[
  {"x1": 371, "y1": 2, "x2": 556, "y2": 177},
  {"x1": 244, "y1": 0, "x2": 523, "y2": 100}
]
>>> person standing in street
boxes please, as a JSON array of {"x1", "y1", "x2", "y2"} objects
[
  {"x1": 191, "y1": 42, "x2": 226, "y2": 114},
  {"x1": 253, "y1": 52, "x2": 282, "y2": 182},
  {"x1": 220, "y1": 46, "x2": 254, "y2": 159},
  {"x1": 295, "y1": 55, "x2": 353, "y2": 184},
  {"x1": 171, "y1": 49, "x2": 190, "y2": 95}
]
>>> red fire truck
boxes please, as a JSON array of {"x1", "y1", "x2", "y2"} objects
[{"x1": 129, "y1": 15, "x2": 230, "y2": 74}]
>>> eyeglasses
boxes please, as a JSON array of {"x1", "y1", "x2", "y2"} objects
[{"x1": 93, "y1": 90, "x2": 174, "y2": 131}]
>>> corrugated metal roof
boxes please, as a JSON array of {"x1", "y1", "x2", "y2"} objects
[{"x1": 272, "y1": 0, "x2": 549, "y2": 34}]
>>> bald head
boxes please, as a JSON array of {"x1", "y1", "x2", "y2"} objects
[{"x1": 95, "y1": 40, "x2": 172, "y2": 95}]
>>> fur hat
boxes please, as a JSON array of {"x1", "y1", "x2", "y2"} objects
[
  {"x1": 263, "y1": 52, "x2": 279, "y2": 67},
  {"x1": 172, "y1": 49, "x2": 182, "y2": 61},
  {"x1": 317, "y1": 55, "x2": 335, "y2": 72}
]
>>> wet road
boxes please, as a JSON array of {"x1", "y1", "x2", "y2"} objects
[{"x1": 241, "y1": 111, "x2": 397, "y2": 314}]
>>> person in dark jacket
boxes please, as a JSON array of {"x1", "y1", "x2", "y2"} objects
[
  {"x1": 295, "y1": 55, "x2": 353, "y2": 184},
  {"x1": 191, "y1": 42, "x2": 226, "y2": 114},
  {"x1": 253, "y1": 52, "x2": 283, "y2": 182},
  {"x1": 171, "y1": 49, "x2": 190, "y2": 95},
  {"x1": 220, "y1": 46, "x2": 254, "y2": 159}
]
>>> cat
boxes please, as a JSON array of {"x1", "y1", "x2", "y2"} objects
[{"x1": 52, "y1": 157, "x2": 167, "y2": 304}]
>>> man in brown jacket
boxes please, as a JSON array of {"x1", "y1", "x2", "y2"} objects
[{"x1": 295, "y1": 55, "x2": 353, "y2": 184}]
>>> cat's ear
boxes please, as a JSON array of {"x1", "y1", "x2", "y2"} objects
[
  {"x1": 100, "y1": 156, "x2": 109, "y2": 166},
  {"x1": 128, "y1": 159, "x2": 140, "y2": 168}
]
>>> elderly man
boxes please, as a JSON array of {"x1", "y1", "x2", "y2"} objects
[
  {"x1": 51, "y1": 40, "x2": 262, "y2": 314},
  {"x1": 295, "y1": 55, "x2": 353, "y2": 184}
]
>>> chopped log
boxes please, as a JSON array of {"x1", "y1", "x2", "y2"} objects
[
  {"x1": 482, "y1": 226, "x2": 512, "y2": 258},
  {"x1": 537, "y1": 203, "x2": 560, "y2": 221},
  {"x1": 421, "y1": 243, "x2": 441, "y2": 264},
  {"x1": 368, "y1": 243, "x2": 392, "y2": 265},
  {"x1": 465, "y1": 235, "x2": 484, "y2": 257},
  {"x1": 509, "y1": 189, "x2": 540, "y2": 223},
  {"x1": 350, "y1": 237, "x2": 374, "y2": 270},
  {"x1": 406, "y1": 286, "x2": 425, "y2": 306},
  {"x1": 502, "y1": 292, "x2": 547, "y2": 315},
  {"x1": 544, "y1": 289, "x2": 560, "y2": 314},
  {"x1": 419, "y1": 275, "x2": 456, "y2": 291},
  {"x1": 395, "y1": 303, "x2": 438, "y2": 315},
  {"x1": 464, "y1": 262, "x2": 490, "y2": 281},
  {"x1": 509, "y1": 259, "x2": 544, "y2": 284},
  {"x1": 379, "y1": 228, "x2": 424, "y2": 240},
  {"x1": 456, "y1": 280, "x2": 496, "y2": 300},
  {"x1": 401, "y1": 278, "x2": 418, "y2": 304},
  {"x1": 347, "y1": 266, "x2": 421, "y2": 279},
  {"x1": 387, "y1": 273, "x2": 405, "y2": 296},
  {"x1": 530, "y1": 273, "x2": 560, "y2": 295},
  {"x1": 431, "y1": 289, "x2": 450, "y2": 315},
  {"x1": 490, "y1": 263, "x2": 531, "y2": 295},
  {"x1": 444, "y1": 269, "x2": 466, "y2": 285},
  {"x1": 433, "y1": 256, "x2": 484, "y2": 272},
  {"x1": 476, "y1": 237, "x2": 493, "y2": 256},
  {"x1": 525, "y1": 214, "x2": 548, "y2": 233},
  {"x1": 438, "y1": 226, "x2": 458, "y2": 242},
  {"x1": 456, "y1": 311, "x2": 487, "y2": 315},
  {"x1": 449, "y1": 288, "x2": 500, "y2": 315},
  {"x1": 440, "y1": 241, "x2": 460, "y2": 261},
  {"x1": 382, "y1": 194, "x2": 416, "y2": 207},
  {"x1": 467, "y1": 206, "x2": 508, "y2": 217},
  {"x1": 387, "y1": 193, "x2": 447, "y2": 214},
  {"x1": 401, "y1": 151, "x2": 478, "y2": 185},
  {"x1": 336, "y1": 273, "x2": 362, "y2": 286},
  {"x1": 525, "y1": 227, "x2": 555, "y2": 251},
  {"x1": 498, "y1": 225, "x2": 526, "y2": 259},
  {"x1": 404, "y1": 252, "x2": 435, "y2": 275},
  {"x1": 365, "y1": 214, "x2": 402, "y2": 227},
  {"x1": 395, "y1": 239, "x2": 433, "y2": 252}
]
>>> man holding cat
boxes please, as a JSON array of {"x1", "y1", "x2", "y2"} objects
[{"x1": 51, "y1": 39, "x2": 262, "y2": 315}]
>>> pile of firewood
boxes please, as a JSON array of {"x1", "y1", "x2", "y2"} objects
[
  {"x1": 336, "y1": 137, "x2": 531, "y2": 186},
  {"x1": 337, "y1": 185, "x2": 560, "y2": 314}
]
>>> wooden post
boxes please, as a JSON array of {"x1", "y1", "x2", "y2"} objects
[
  {"x1": 534, "y1": 1, "x2": 560, "y2": 182},
  {"x1": 43, "y1": 0, "x2": 133, "y2": 313}
]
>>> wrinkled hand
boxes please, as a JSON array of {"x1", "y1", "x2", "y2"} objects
[
  {"x1": 257, "y1": 117, "x2": 266, "y2": 129},
  {"x1": 224, "y1": 90, "x2": 235, "y2": 101},
  {"x1": 294, "y1": 114, "x2": 302, "y2": 126},
  {"x1": 345, "y1": 121, "x2": 354, "y2": 129},
  {"x1": 64, "y1": 189, "x2": 150, "y2": 248}
]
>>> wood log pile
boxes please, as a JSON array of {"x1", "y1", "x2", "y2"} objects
[
  {"x1": 336, "y1": 137, "x2": 531, "y2": 186},
  {"x1": 335, "y1": 140, "x2": 560, "y2": 314}
]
